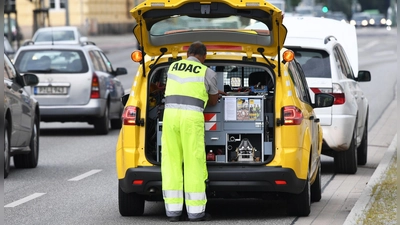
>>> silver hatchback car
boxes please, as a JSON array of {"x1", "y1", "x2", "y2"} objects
[{"x1": 13, "y1": 42, "x2": 127, "y2": 135}]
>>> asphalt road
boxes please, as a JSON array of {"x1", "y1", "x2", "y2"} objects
[{"x1": 4, "y1": 27, "x2": 397, "y2": 225}]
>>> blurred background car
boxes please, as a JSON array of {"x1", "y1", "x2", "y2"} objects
[
  {"x1": 13, "y1": 42, "x2": 127, "y2": 135},
  {"x1": 4, "y1": 17, "x2": 24, "y2": 42},
  {"x1": 325, "y1": 11, "x2": 349, "y2": 23},
  {"x1": 30, "y1": 26, "x2": 88, "y2": 45},
  {"x1": 350, "y1": 13, "x2": 370, "y2": 27},
  {"x1": 284, "y1": 17, "x2": 371, "y2": 174},
  {"x1": 368, "y1": 13, "x2": 387, "y2": 27},
  {"x1": 4, "y1": 36, "x2": 16, "y2": 60},
  {"x1": 4, "y1": 53, "x2": 40, "y2": 179}
]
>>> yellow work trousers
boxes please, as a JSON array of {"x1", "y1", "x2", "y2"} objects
[{"x1": 161, "y1": 108, "x2": 208, "y2": 220}]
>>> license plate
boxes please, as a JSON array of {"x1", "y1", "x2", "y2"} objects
[{"x1": 34, "y1": 86, "x2": 68, "y2": 95}]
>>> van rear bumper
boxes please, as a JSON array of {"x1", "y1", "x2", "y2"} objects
[{"x1": 119, "y1": 165, "x2": 306, "y2": 195}]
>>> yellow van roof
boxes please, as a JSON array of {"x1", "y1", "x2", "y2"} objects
[{"x1": 130, "y1": 0, "x2": 287, "y2": 58}]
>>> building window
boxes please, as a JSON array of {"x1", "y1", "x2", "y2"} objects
[{"x1": 50, "y1": 0, "x2": 65, "y2": 10}]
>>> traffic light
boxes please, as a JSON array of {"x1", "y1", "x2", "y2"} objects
[{"x1": 322, "y1": 6, "x2": 328, "y2": 13}]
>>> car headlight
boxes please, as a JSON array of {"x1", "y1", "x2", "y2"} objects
[
  {"x1": 361, "y1": 20, "x2": 368, "y2": 26},
  {"x1": 369, "y1": 18, "x2": 375, "y2": 25},
  {"x1": 350, "y1": 20, "x2": 356, "y2": 26},
  {"x1": 386, "y1": 19, "x2": 392, "y2": 26},
  {"x1": 380, "y1": 18, "x2": 386, "y2": 25}
]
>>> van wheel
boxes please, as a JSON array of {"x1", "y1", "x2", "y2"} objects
[
  {"x1": 14, "y1": 115, "x2": 39, "y2": 168},
  {"x1": 118, "y1": 184, "x2": 145, "y2": 216},
  {"x1": 287, "y1": 175, "x2": 311, "y2": 216},
  {"x1": 334, "y1": 120, "x2": 358, "y2": 174},
  {"x1": 94, "y1": 105, "x2": 110, "y2": 135},
  {"x1": 357, "y1": 117, "x2": 368, "y2": 165},
  {"x1": 311, "y1": 162, "x2": 321, "y2": 202},
  {"x1": 4, "y1": 119, "x2": 10, "y2": 178}
]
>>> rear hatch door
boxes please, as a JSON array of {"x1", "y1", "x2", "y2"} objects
[{"x1": 130, "y1": 0, "x2": 287, "y2": 59}]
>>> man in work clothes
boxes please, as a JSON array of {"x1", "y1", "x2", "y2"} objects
[{"x1": 161, "y1": 41, "x2": 223, "y2": 222}]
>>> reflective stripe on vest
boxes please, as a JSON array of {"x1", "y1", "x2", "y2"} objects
[
  {"x1": 165, "y1": 59, "x2": 208, "y2": 109},
  {"x1": 165, "y1": 95, "x2": 205, "y2": 109}
]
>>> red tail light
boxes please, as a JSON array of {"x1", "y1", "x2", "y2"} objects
[
  {"x1": 90, "y1": 73, "x2": 100, "y2": 98},
  {"x1": 310, "y1": 83, "x2": 345, "y2": 105},
  {"x1": 282, "y1": 106, "x2": 303, "y2": 125},
  {"x1": 122, "y1": 106, "x2": 140, "y2": 125}
]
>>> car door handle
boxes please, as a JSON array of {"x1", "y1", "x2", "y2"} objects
[
  {"x1": 6, "y1": 84, "x2": 12, "y2": 89},
  {"x1": 18, "y1": 88, "x2": 24, "y2": 93},
  {"x1": 309, "y1": 116, "x2": 314, "y2": 120},
  {"x1": 314, "y1": 118, "x2": 320, "y2": 123}
]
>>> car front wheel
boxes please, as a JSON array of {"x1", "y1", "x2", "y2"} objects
[
  {"x1": 334, "y1": 119, "x2": 358, "y2": 174},
  {"x1": 4, "y1": 119, "x2": 10, "y2": 178},
  {"x1": 357, "y1": 116, "x2": 368, "y2": 165},
  {"x1": 94, "y1": 104, "x2": 110, "y2": 135},
  {"x1": 14, "y1": 115, "x2": 39, "y2": 168}
]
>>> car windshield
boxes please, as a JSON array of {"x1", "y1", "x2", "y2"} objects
[
  {"x1": 14, "y1": 50, "x2": 88, "y2": 74},
  {"x1": 34, "y1": 30, "x2": 76, "y2": 42},
  {"x1": 150, "y1": 15, "x2": 267, "y2": 35},
  {"x1": 352, "y1": 14, "x2": 369, "y2": 20},
  {"x1": 290, "y1": 49, "x2": 331, "y2": 78}
]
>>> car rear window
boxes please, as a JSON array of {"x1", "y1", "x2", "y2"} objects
[
  {"x1": 290, "y1": 49, "x2": 331, "y2": 78},
  {"x1": 35, "y1": 30, "x2": 76, "y2": 42},
  {"x1": 14, "y1": 50, "x2": 88, "y2": 74}
]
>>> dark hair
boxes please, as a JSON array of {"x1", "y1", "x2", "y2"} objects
[{"x1": 187, "y1": 41, "x2": 207, "y2": 56}]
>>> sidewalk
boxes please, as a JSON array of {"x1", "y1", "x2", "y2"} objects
[
  {"x1": 343, "y1": 135, "x2": 397, "y2": 225},
  {"x1": 294, "y1": 99, "x2": 397, "y2": 225}
]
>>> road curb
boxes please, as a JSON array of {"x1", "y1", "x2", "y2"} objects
[{"x1": 343, "y1": 134, "x2": 397, "y2": 225}]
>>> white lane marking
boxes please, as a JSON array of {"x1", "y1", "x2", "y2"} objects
[
  {"x1": 68, "y1": 169, "x2": 102, "y2": 181},
  {"x1": 358, "y1": 40, "x2": 379, "y2": 52},
  {"x1": 373, "y1": 50, "x2": 395, "y2": 57},
  {"x1": 5, "y1": 193, "x2": 46, "y2": 208}
]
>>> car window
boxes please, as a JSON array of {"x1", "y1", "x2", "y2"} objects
[
  {"x1": 334, "y1": 45, "x2": 355, "y2": 79},
  {"x1": 14, "y1": 49, "x2": 88, "y2": 73},
  {"x1": 290, "y1": 49, "x2": 331, "y2": 78},
  {"x1": 288, "y1": 61, "x2": 311, "y2": 104},
  {"x1": 99, "y1": 51, "x2": 113, "y2": 73},
  {"x1": 35, "y1": 30, "x2": 76, "y2": 42},
  {"x1": 89, "y1": 50, "x2": 108, "y2": 72},
  {"x1": 4, "y1": 56, "x2": 16, "y2": 80},
  {"x1": 333, "y1": 48, "x2": 347, "y2": 79}
]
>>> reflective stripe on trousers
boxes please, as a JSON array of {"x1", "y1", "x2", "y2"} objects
[{"x1": 161, "y1": 108, "x2": 208, "y2": 219}]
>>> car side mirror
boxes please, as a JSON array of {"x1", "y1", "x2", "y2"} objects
[
  {"x1": 313, "y1": 93, "x2": 334, "y2": 108},
  {"x1": 114, "y1": 67, "x2": 128, "y2": 76},
  {"x1": 23, "y1": 73, "x2": 39, "y2": 86},
  {"x1": 121, "y1": 94, "x2": 129, "y2": 106},
  {"x1": 356, "y1": 70, "x2": 371, "y2": 82},
  {"x1": 80, "y1": 36, "x2": 88, "y2": 43}
]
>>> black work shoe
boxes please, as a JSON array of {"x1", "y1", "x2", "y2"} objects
[{"x1": 189, "y1": 213, "x2": 211, "y2": 222}]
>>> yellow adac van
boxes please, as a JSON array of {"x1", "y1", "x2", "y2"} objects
[{"x1": 116, "y1": 0, "x2": 334, "y2": 217}]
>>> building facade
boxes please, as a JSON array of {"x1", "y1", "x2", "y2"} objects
[{"x1": 10, "y1": 0, "x2": 142, "y2": 39}]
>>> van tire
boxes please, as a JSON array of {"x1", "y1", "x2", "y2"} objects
[
  {"x1": 118, "y1": 184, "x2": 145, "y2": 216},
  {"x1": 334, "y1": 120, "x2": 358, "y2": 174},
  {"x1": 287, "y1": 174, "x2": 311, "y2": 216},
  {"x1": 311, "y1": 162, "x2": 322, "y2": 202}
]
